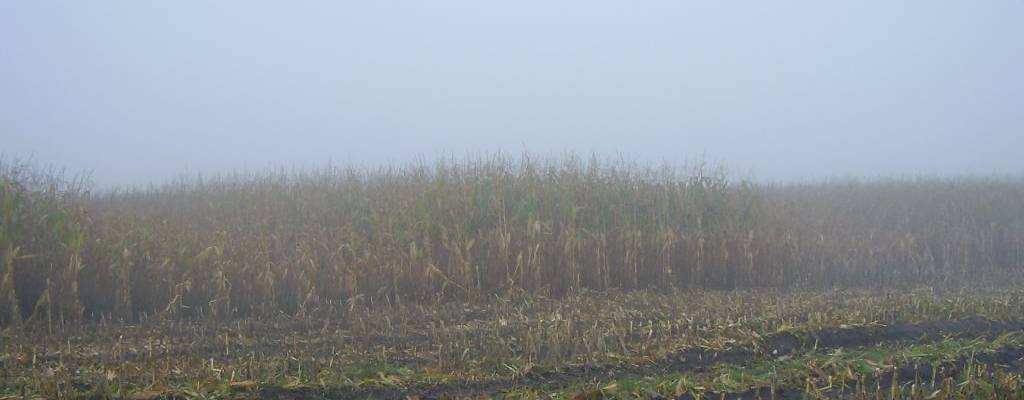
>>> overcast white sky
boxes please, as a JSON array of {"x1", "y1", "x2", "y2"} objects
[{"x1": 3, "y1": 2, "x2": 1023, "y2": 187}]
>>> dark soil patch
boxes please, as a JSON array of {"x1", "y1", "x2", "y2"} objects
[
  {"x1": 674, "y1": 345, "x2": 1024, "y2": 400},
  {"x1": 259, "y1": 317, "x2": 1024, "y2": 399}
]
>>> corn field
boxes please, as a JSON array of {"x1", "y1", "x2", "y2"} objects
[{"x1": 2, "y1": 155, "x2": 1023, "y2": 325}]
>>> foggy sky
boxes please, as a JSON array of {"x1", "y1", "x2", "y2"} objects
[{"x1": 3, "y1": 2, "x2": 1023, "y2": 187}]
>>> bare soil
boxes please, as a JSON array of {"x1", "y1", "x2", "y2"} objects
[{"x1": 255, "y1": 317, "x2": 1024, "y2": 399}]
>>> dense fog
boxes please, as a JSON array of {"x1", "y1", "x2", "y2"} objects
[{"x1": 3, "y1": 2, "x2": 1022, "y2": 187}]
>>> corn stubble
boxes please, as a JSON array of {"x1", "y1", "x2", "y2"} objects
[{"x1": 1, "y1": 154, "x2": 1023, "y2": 325}]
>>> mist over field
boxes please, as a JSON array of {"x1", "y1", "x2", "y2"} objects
[
  {"x1": 3, "y1": 2, "x2": 1023, "y2": 187},
  {"x1": 5, "y1": 3, "x2": 1024, "y2": 399}
]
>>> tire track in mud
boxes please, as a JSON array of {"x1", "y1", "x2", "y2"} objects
[{"x1": 263, "y1": 317, "x2": 1024, "y2": 399}]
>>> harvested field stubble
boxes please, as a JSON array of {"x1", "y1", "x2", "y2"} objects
[
  {"x1": 2, "y1": 286, "x2": 1024, "y2": 398},
  {"x1": 3, "y1": 155, "x2": 1024, "y2": 399}
]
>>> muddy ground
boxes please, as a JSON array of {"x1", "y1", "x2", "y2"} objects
[{"x1": 251, "y1": 317, "x2": 1024, "y2": 399}]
